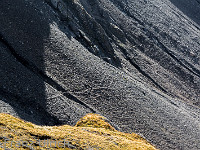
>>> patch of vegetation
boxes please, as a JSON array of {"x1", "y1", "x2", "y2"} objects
[
  {"x1": 0, "y1": 113, "x2": 158, "y2": 150},
  {"x1": 75, "y1": 113, "x2": 115, "y2": 131}
]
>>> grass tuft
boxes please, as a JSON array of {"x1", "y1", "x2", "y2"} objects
[{"x1": 75, "y1": 113, "x2": 115, "y2": 131}]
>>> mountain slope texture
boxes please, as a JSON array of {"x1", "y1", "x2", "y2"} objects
[{"x1": 0, "y1": 0, "x2": 200, "y2": 149}]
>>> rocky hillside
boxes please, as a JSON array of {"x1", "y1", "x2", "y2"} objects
[{"x1": 0, "y1": 0, "x2": 200, "y2": 149}]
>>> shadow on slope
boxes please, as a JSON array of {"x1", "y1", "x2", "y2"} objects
[
  {"x1": 0, "y1": 0, "x2": 92, "y2": 126},
  {"x1": 0, "y1": 0, "x2": 58, "y2": 125},
  {"x1": 169, "y1": 0, "x2": 200, "y2": 25}
]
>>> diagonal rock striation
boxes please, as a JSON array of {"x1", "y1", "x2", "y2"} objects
[{"x1": 0, "y1": 0, "x2": 200, "y2": 149}]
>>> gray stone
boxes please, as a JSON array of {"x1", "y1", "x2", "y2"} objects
[{"x1": 0, "y1": 0, "x2": 200, "y2": 149}]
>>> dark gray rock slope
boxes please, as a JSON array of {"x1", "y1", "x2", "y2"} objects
[{"x1": 0, "y1": 0, "x2": 200, "y2": 149}]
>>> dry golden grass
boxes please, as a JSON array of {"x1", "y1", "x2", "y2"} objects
[
  {"x1": 0, "y1": 113, "x2": 158, "y2": 150},
  {"x1": 75, "y1": 113, "x2": 115, "y2": 131}
]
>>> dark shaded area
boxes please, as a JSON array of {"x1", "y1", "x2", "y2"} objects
[
  {"x1": 0, "y1": 0, "x2": 52, "y2": 125},
  {"x1": 0, "y1": 0, "x2": 92, "y2": 125},
  {"x1": 169, "y1": 0, "x2": 200, "y2": 25}
]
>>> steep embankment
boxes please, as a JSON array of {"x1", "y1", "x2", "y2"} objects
[
  {"x1": 0, "y1": 113, "x2": 157, "y2": 150},
  {"x1": 0, "y1": 0, "x2": 200, "y2": 149}
]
